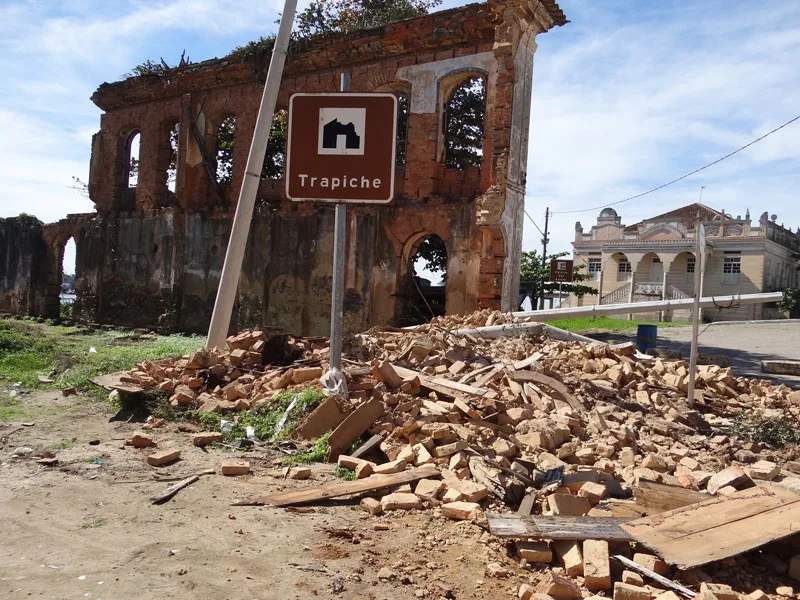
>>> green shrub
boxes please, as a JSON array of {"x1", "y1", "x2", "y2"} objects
[{"x1": 732, "y1": 413, "x2": 800, "y2": 446}]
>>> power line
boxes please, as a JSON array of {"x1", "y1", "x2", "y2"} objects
[{"x1": 552, "y1": 113, "x2": 800, "y2": 215}]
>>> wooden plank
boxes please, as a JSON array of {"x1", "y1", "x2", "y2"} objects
[
  {"x1": 507, "y1": 370, "x2": 583, "y2": 411},
  {"x1": 600, "y1": 500, "x2": 648, "y2": 519},
  {"x1": 236, "y1": 464, "x2": 440, "y2": 506},
  {"x1": 512, "y1": 352, "x2": 543, "y2": 371},
  {"x1": 393, "y1": 365, "x2": 488, "y2": 398},
  {"x1": 634, "y1": 479, "x2": 711, "y2": 514},
  {"x1": 350, "y1": 432, "x2": 386, "y2": 459},
  {"x1": 326, "y1": 399, "x2": 384, "y2": 461},
  {"x1": 622, "y1": 486, "x2": 800, "y2": 569},
  {"x1": 487, "y1": 513, "x2": 634, "y2": 541},
  {"x1": 91, "y1": 372, "x2": 145, "y2": 394},
  {"x1": 612, "y1": 555, "x2": 694, "y2": 598},
  {"x1": 458, "y1": 363, "x2": 495, "y2": 384}
]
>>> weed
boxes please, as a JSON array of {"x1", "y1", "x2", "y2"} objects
[
  {"x1": 233, "y1": 388, "x2": 325, "y2": 441},
  {"x1": 334, "y1": 466, "x2": 357, "y2": 480},
  {"x1": 0, "y1": 397, "x2": 23, "y2": 421},
  {"x1": 732, "y1": 413, "x2": 800, "y2": 446},
  {"x1": 286, "y1": 433, "x2": 331, "y2": 464},
  {"x1": 183, "y1": 410, "x2": 223, "y2": 432},
  {"x1": 53, "y1": 439, "x2": 76, "y2": 450},
  {"x1": 80, "y1": 518, "x2": 105, "y2": 529}
]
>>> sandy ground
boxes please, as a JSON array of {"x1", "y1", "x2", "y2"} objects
[{"x1": 0, "y1": 391, "x2": 532, "y2": 600}]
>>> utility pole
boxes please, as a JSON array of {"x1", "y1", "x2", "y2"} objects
[
  {"x1": 206, "y1": 0, "x2": 298, "y2": 350},
  {"x1": 539, "y1": 207, "x2": 550, "y2": 310}
]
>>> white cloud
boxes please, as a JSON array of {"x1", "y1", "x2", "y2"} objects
[{"x1": 526, "y1": 0, "x2": 800, "y2": 256}]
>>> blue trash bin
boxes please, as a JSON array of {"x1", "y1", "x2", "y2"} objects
[{"x1": 636, "y1": 324, "x2": 657, "y2": 354}]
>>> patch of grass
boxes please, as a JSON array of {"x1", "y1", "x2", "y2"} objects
[
  {"x1": 80, "y1": 518, "x2": 105, "y2": 529},
  {"x1": 732, "y1": 413, "x2": 800, "y2": 446},
  {"x1": 183, "y1": 409, "x2": 223, "y2": 432},
  {"x1": 52, "y1": 438, "x2": 76, "y2": 450},
  {"x1": 334, "y1": 465, "x2": 357, "y2": 480},
  {"x1": 286, "y1": 432, "x2": 331, "y2": 464},
  {"x1": 0, "y1": 397, "x2": 24, "y2": 421},
  {"x1": 233, "y1": 388, "x2": 326, "y2": 442},
  {"x1": 545, "y1": 317, "x2": 687, "y2": 334},
  {"x1": 0, "y1": 317, "x2": 200, "y2": 393}
]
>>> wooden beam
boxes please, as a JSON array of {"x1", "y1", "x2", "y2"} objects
[
  {"x1": 235, "y1": 464, "x2": 440, "y2": 506},
  {"x1": 393, "y1": 364, "x2": 489, "y2": 398},
  {"x1": 507, "y1": 370, "x2": 583, "y2": 411},
  {"x1": 487, "y1": 513, "x2": 634, "y2": 541}
]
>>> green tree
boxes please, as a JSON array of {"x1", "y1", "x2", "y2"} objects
[
  {"x1": 445, "y1": 77, "x2": 485, "y2": 171},
  {"x1": 296, "y1": 0, "x2": 441, "y2": 38},
  {"x1": 519, "y1": 250, "x2": 597, "y2": 309},
  {"x1": 412, "y1": 236, "x2": 447, "y2": 277}
]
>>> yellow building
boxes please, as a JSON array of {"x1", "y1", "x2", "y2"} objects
[{"x1": 569, "y1": 203, "x2": 800, "y2": 321}]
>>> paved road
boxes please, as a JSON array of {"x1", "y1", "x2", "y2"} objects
[{"x1": 590, "y1": 321, "x2": 800, "y2": 387}]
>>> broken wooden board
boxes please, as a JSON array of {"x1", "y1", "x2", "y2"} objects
[
  {"x1": 326, "y1": 398, "x2": 384, "y2": 461},
  {"x1": 393, "y1": 365, "x2": 489, "y2": 398},
  {"x1": 487, "y1": 513, "x2": 634, "y2": 541},
  {"x1": 91, "y1": 371, "x2": 145, "y2": 394},
  {"x1": 236, "y1": 464, "x2": 440, "y2": 507},
  {"x1": 507, "y1": 370, "x2": 583, "y2": 411},
  {"x1": 512, "y1": 352, "x2": 543, "y2": 371},
  {"x1": 621, "y1": 486, "x2": 800, "y2": 569},
  {"x1": 634, "y1": 479, "x2": 711, "y2": 514},
  {"x1": 350, "y1": 432, "x2": 386, "y2": 460}
]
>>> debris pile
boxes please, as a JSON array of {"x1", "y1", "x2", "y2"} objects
[{"x1": 117, "y1": 311, "x2": 800, "y2": 599}]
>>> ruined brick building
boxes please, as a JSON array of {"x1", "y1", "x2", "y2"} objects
[{"x1": 0, "y1": 0, "x2": 566, "y2": 336}]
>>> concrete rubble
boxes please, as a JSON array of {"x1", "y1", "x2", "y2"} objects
[{"x1": 119, "y1": 308, "x2": 800, "y2": 599}]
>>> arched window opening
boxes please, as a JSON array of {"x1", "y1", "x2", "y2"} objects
[
  {"x1": 126, "y1": 131, "x2": 141, "y2": 188},
  {"x1": 167, "y1": 122, "x2": 180, "y2": 192},
  {"x1": 395, "y1": 92, "x2": 409, "y2": 169},
  {"x1": 444, "y1": 76, "x2": 486, "y2": 171},
  {"x1": 400, "y1": 234, "x2": 447, "y2": 325},
  {"x1": 215, "y1": 116, "x2": 236, "y2": 185},
  {"x1": 60, "y1": 237, "x2": 76, "y2": 319},
  {"x1": 261, "y1": 109, "x2": 287, "y2": 180}
]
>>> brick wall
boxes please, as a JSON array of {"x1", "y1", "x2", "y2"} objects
[{"x1": 15, "y1": 0, "x2": 565, "y2": 334}]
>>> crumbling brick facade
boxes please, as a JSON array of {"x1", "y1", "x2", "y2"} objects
[{"x1": 0, "y1": 0, "x2": 565, "y2": 335}]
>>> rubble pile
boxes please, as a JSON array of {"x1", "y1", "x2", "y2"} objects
[{"x1": 119, "y1": 313, "x2": 800, "y2": 599}]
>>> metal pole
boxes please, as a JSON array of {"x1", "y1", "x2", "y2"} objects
[
  {"x1": 322, "y1": 72, "x2": 350, "y2": 397},
  {"x1": 539, "y1": 207, "x2": 550, "y2": 310},
  {"x1": 206, "y1": 0, "x2": 298, "y2": 349},
  {"x1": 558, "y1": 282, "x2": 563, "y2": 308},
  {"x1": 687, "y1": 224, "x2": 704, "y2": 407}
]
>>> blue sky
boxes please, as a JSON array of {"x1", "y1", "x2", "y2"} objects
[{"x1": 1, "y1": 0, "x2": 799, "y2": 273}]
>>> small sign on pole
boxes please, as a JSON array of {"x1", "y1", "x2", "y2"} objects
[
  {"x1": 549, "y1": 259, "x2": 574, "y2": 283},
  {"x1": 285, "y1": 91, "x2": 397, "y2": 398},
  {"x1": 286, "y1": 93, "x2": 397, "y2": 204}
]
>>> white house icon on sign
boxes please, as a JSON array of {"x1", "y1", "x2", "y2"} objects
[{"x1": 318, "y1": 108, "x2": 366, "y2": 155}]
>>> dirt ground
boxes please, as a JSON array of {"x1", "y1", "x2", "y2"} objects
[{"x1": 0, "y1": 390, "x2": 533, "y2": 600}]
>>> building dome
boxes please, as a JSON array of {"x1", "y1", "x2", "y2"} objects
[{"x1": 599, "y1": 207, "x2": 618, "y2": 219}]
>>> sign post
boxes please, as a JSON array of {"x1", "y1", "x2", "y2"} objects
[
  {"x1": 285, "y1": 87, "x2": 397, "y2": 396},
  {"x1": 687, "y1": 222, "x2": 706, "y2": 406}
]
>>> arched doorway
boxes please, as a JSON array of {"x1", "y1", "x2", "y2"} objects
[
  {"x1": 60, "y1": 237, "x2": 76, "y2": 318},
  {"x1": 397, "y1": 233, "x2": 447, "y2": 325}
]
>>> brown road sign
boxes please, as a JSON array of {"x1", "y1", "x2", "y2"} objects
[
  {"x1": 550, "y1": 259, "x2": 573, "y2": 282},
  {"x1": 285, "y1": 93, "x2": 397, "y2": 204}
]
